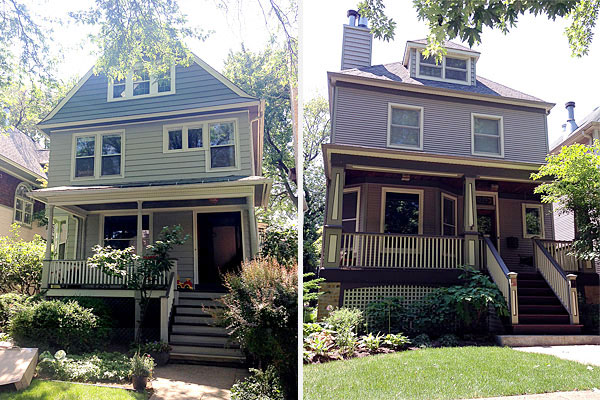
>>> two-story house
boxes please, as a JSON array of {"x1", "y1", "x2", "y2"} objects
[
  {"x1": 30, "y1": 55, "x2": 271, "y2": 364},
  {"x1": 318, "y1": 13, "x2": 596, "y2": 339}
]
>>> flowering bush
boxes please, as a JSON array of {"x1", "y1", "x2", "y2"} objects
[
  {"x1": 37, "y1": 350, "x2": 131, "y2": 382},
  {"x1": 130, "y1": 352, "x2": 154, "y2": 378},
  {"x1": 0, "y1": 224, "x2": 45, "y2": 295},
  {"x1": 230, "y1": 366, "x2": 285, "y2": 400}
]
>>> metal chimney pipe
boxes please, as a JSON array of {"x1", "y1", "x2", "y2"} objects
[
  {"x1": 347, "y1": 9, "x2": 358, "y2": 26},
  {"x1": 565, "y1": 101, "x2": 578, "y2": 134},
  {"x1": 358, "y1": 15, "x2": 369, "y2": 28}
]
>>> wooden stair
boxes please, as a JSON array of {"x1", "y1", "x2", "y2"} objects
[
  {"x1": 513, "y1": 272, "x2": 583, "y2": 335},
  {"x1": 169, "y1": 291, "x2": 245, "y2": 365}
]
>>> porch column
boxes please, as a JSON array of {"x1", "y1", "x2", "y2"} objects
[
  {"x1": 41, "y1": 204, "x2": 55, "y2": 289},
  {"x1": 136, "y1": 201, "x2": 143, "y2": 256},
  {"x1": 463, "y1": 177, "x2": 479, "y2": 268},
  {"x1": 322, "y1": 166, "x2": 345, "y2": 268},
  {"x1": 247, "y1": 196, "x2": 259, "y2": 257}
]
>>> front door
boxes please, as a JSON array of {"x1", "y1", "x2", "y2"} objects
[
  {"x1": 476, "y1": 193, "x2": 498, "y2": 250},
  {"x1": 196, "y1": 212, "x2": 243, "y2": 289}
]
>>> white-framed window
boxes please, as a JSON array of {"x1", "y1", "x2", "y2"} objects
[
  {"x1": 441, "y1": 193, "x2": 458, "y2": 236},
  {"x1": 14, "y1": 183, "x2": 33, "y2": 227},
  {"x1": 387, "y1": 103, "x2": 424, "y2": 150},
  {"x1": 342, "y1": 187, "x2": 360, "y2": 232},
  {"x1": 522, "y1": 203, "x2": 545, "y2": 239},
  {"x1": 163, "y1": 123, "x2": 205, "y2": 152},
  {"x1": 471, "y1": 113, "x2": 504, "y2": 157},
  {"x1": 208, "y1": 121, "x2": 238, "y2": 170},
  {"x1": 102, "y1": 214, "x2": 152, "y2": 252},
  {"x1": 380, "y1": 188, "x2": 424, "y2": 234},
  {"x1": 107, "y1": 64, "x2": 175, "y2": 101},
  {"x1": 417, "y1": 51, "x2": 470, "y2": 84},
  {"x1": 72, "y1": 130, "x2": 125, "y2": 180}
]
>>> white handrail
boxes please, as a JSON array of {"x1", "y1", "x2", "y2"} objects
[{"x1": 539, "y1": 240, "x2": 593, "y2": 272}]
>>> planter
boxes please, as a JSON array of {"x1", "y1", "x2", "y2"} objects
[
  {"x1": 149, "y1": 351, "x2": 170, "y2": 366},
  {"x1": 132, "y1": 375, "x2": 148, "y2": 391}
]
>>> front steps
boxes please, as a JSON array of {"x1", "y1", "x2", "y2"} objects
[
  {"x1": 497, "y1": 335, "x2": 600, "y2": 347},
  {"x1": 512, "y1": 272, "x2": 583, "y2": 335},
  {"x1": 169, "y1": 291, "x2": 245, "y2": 365}
]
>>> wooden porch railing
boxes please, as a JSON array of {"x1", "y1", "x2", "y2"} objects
[
  {"x1": 539, "y1": 240, "x2": 594, "y2": 272},
  {"x1": 46, "y1": 259, "x2": 174, "y2": 288},
  {"x1": 482, "y1": 237, "x2": 518, "y2": 324},
  {"x1": 160, "y1": 272, "x2": 176, "y2": 342},
  {"x1": 339, "y1": 232, "x2": 464, "y2": 269},
  {"x1": 533, "y1": 239, "x2": 579, "y2": 324}
]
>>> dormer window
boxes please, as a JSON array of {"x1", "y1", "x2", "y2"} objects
[
  {"x1": 108, "y1": 64, "x2": 175, "y2": 101},
  {"x1": 417, "y1": 52, "x2": 470, "y2": 84}
]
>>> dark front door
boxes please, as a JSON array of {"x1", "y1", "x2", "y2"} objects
[
  {"x1": 196, "y1": 212, "x2": 243, "y2": 288},
  {"x1": 477, "y1": 208, "x2": 498, "y2": 249}
]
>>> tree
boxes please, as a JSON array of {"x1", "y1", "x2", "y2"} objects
[
  {"x1": 532, "y1": 141, "x2": 600, "y2": 260},
  {"x1": 303, "y1": 96, "x2": 330, "y2": 272},
  {"x1": 358, "y1": 0, "x2": 599, "y2": 60}
]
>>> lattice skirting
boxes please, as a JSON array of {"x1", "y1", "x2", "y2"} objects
[{"x1": 343, "y1": 285, "x2": 436, "y2": 311}]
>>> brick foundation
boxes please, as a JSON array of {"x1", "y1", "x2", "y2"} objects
[{"x1": 317, "y1": 282, "x2": 341, "y2": 320}]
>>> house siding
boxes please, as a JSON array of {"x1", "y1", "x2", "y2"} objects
[
  {"x1": 333, "y1": 85, "x2": 549, "y2": 164},
  {"x1": 84, "y1": 214, "x2": 100, "y2": 258},
  {"x1": 47, "y1": 111, "x2": 253, "y2": 187},
  {"x1": 553, "y1": 204, "x2": 575, "y2": 241},
  {"x1": 154, "y1": 211, "x2": 195, "y2": 282},
  {"x1": 341, "y1": 25, "x2": 372, "y2": 70},
  {"x1": 43, "y1": 63, "x2": 254, "y2": 126}
]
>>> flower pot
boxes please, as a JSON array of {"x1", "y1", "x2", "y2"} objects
[
  {"x1": 132, "y1": 375, "x2": 148, "y2": 391},
  {"x1": 149, "y1": 351, "x2": 170, "y2": 366}
]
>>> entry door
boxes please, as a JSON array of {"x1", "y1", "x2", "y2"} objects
[{"x1": 476, "y1": 194, "x2": 499, "y2": 250}]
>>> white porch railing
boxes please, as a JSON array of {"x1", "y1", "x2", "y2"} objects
[
  {"x1": 539, "y1": 240, "x2": 594, "y2": 272},
  {"x1": 46, "y1": 259, "x2": 174, "y2": 288},
  {"x1": 482, "y1": 237, "x2": 518, "y2": 324},
  {"x1": 533, "y1": 239, "x2": 579, "y2": 324},
  {"x1": 160, "y1": 272, "x2": 176, "y2": 342},
  {"x1": 339, "y1": 233, "x2": 464, "y2": 269}
]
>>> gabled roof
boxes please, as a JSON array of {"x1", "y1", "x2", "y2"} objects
[
  {"x1": 0, "y1": 129, "x2": 47, "y2": 180},
  {"x1": 402, "y1": 39, "x2": 481, "y2": 65},
  {"x1": 337, "y1": 61, "x2": 546, "y2": 103},
  {"x1": 550, "y1": 105, "x2": 600, "y2": 151},
  {"x1": 408, "y1": 39, "x2": 480, "y2": 53}
]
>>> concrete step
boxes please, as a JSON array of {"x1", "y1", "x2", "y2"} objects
[
  {"x1": 497, "y1": 334, "x2": 600, "y2": 347},
  {"x1": 169, "y1": 334, "x2": 236, "y2": 347},
  {"x1": 174, "y1": 315, "x2": 215, "y2": 325},
  {"x1": 172, "y1": 324, "x2": 229, "y2": 336},
  {"x1": 512, "y1": 324, "x2": 583, "y2": 335},
  {"x1": 178, "y1": 299, "x2": 224, "y2": 308},
  {"x1": 174, "y1": 306, "x2": 213, "y2": 316},
  {"x1": 178, "y1": 291, "x2": 225, "y2": 300},
  {"x1": 170, "y1": 344, "x2": 244, "y2": 358}
]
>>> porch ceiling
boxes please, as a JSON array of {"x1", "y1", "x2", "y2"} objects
[{"x1": 76, "y1": 197, "x2": 247, "y2": 212}]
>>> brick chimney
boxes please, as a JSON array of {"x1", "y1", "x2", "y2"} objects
[{"x1": 340, "y1": 10, "x2": 373, "y2": 70}]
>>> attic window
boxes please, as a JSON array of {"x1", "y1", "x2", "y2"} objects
[
  {"x1": 417, "y1": 52, "x2": 469, "y2": 84},
  {"x1": 108, "y1": 64, "x2": 175, "y2": 101}
]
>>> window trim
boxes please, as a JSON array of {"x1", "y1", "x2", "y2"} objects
[
  {"x1": 471, "y1": 113, "x2": 505, "y2": 158},
  {"x1": 522, "y1": 203, "x2": 545, "y2": 239},
  {"x1": 71, "y1": 130, "x2": 125, "y2": 181},
  {"x1": 387, "y1": 103, "x2": 424, "y2": 151},
  {"x1": 99, "y1": 212, "x2": 154, "y2": 249},
  {"x1": 379, "y1": 187, "x2": 424, "y2": 234},
  {"x1": 206, "y1": 119, "x2": 241, "y2": 172},
  {"x1": 162, "y1": 122, "x2": 207, "y2": 153},
  {"x1": 441, "y1": 192, "x2": 458, "y2": 236},
  {"x1": 13, "y1": 182, "x2": 33, "y2": 228},
  {"x1": 107, "y1": 65, "x2": 176, "y2": 102},
  {"x1": 342, "y1": 187, "x2": 361, "y2": 232},
  {"x1": 416, "y1": 51, "x2": 471, "y2": 85}
]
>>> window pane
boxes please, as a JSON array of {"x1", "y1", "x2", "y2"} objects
[
  {"x1": 24, "y1": 202, "x2": 32, "y2": 214},
  {"x1": 168, "y1": 130, "x2": 183, "y2": 150},
  {"x1": 443, "y1": 224, "x2": 455, "y2": 236},
  {"x1": 16, "y1": 185, "x2": 28, "y2": 197},
  {"x1": 390, "y1": 126, "x2": 420, "y2": 147},
  {"x1": 419, "y1": 54, "x2": 438, "y2": 65},
  {"x1": 134, "y1": 68, "x2": 149, "y2": 81},
  {"x1": 133, "y1": 81, "x2": 150, "y2": 96},
  {"x1": 76, "y1": 137, "x2": 95, "y2": 157},
  {"x1": 75, "y1": 157, "x2": 94, "y2": 177},
  {"x1": 24, "y1": 212, "x2": 31, "y2": 225},
  {"x1": 474, "y1": 117, "x2": 499, "y2": 136},
  {"x1": 446, "y1": 57, "x2": 466, "y2": 69},
  {"x1": 474, "y1": 135, "x2": 500, "y2": 154},
  {"x1": 188, "y1": 128, "x2": 203, "y2": 148},
  {"x1": 443, "y1": 197, "x2": 455, "y2": 226},
  {"x1": 104, "y1": 216, "x2": 137, "y2": 240},
  {"x1": 210, "y1": 122, "x2": 235, "y2": 146},
  {"x1": 446, "y1": 69, "x2": 467, "y2": 81},
  {"x1": 384, "y1": 192, "x2": 420, "y2": 234},
  {"x1": 391, "y1": 108, "x2": 419, "y2": 127},
  {"x1": 526, "y1": 207, "x2": 542, "y2": 236},
  {"x1": 342, "y1": 220, "x2": 357, "y2": 232},
  {"x1": 113, "y1": 84, "x2": 126, "y2": 98},
  {"x1": 16, "y1": 198, "x2": 23, "y2": 211},
  {"x1": 342, "y1": 192, "x2": 358, "y2": 220},
  {"x1": 419, "y1": 65, "x2": 442, "y2": 77},
  {"x1": 102, "y1": 135, "x2": 121, "y2": 155},
  {"x1": 15, "y1": 210, "x2": 22, "y2": 222},
  {"x1": 102, "y1": 155, "x2": 121, "y2": 176},
  {"x1": 158, "y1": 78, "x2": 171, "y2": 93},
  {"x1": 211, "y1": 146, "x2": 235, "y2": 168}
]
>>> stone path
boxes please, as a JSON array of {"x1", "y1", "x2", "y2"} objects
[
  {"x1": 465, "y1": 390, "x2": 600, "y2": 399},
  {"x1": 148, "y1": 364, "x2": 248, "y2": 400},
  {"x1": 513, "y1": 345, "x2": 600, "y2": 366}
]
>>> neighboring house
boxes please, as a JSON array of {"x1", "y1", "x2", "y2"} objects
[
  {"x1": 30, "y1": 55, "x2": 271, "y2": 364},
  {"x1": 318, "y1": 12, "x2": 598, "y2": 336},
  {"x1": 0, "y1": 129, "x2": 48, "y2": 240}
]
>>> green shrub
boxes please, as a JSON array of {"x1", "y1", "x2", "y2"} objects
[
  {"x1": 0, "y1": 224, "x2": 45, "y2": 295},
  {"x1": 37, "y1": 350, "x2": 131, "y2": 382},
  {"x1": 365, "y1": 297, "x2": 406, "y2": 334},
  {"x1": 359, "y1": 333, "x2": 382, "y2": 352},
  {"x1": 382, "y1": 333, "x2": 411, "y2": 350},
  {"x1": 324, "y1": 307, "x2": 364, "y2": 334},
  {"x1": 438, "y1": 334, "x2": 460, "y2": 347},
  {"x1": 62, "y1": 296, "x2": 114, "y2": 335},
  {"x1": 303, "y1": 273, "x2": 324, "y2": 323},
  {"x1": 220, "y1": 257, "x2": 297, "y2": 398},
  {"x1": 412, "y1": 333, "x2": 432, "y2": 348},
  {"x1": 303, "y1": 322, "x2": 324, "y2": 338},
  {"x1": 230, "y1": 366, "x2": 285, "y2": 400},
  {"x1": 0, "y1": 293, "x2": 40, "y2": 332},
  {"x1": 259, "y1": 226, "x2": 298, "y2": 266},
  {"x1": 9, "y1": 300, "x2": 106, "y2": 352}
]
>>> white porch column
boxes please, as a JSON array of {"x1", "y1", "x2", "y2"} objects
[
  {"x1": 136, "y1": 201, "x2": 143, "y2": 256},
  {"x1": 247, "y1": 196, "x2": 259, "y2": 257},
  {"x1": 463, "y1": 176, "x2": 479, "y2": 268},
  {"x1": 41, "y1": 204, "x2": 55, "y2": 289}
]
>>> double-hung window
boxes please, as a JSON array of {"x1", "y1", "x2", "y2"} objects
[
  {"x1": 209, "y1": 122, "x2": 236, "y2": 169},
  {"x1": 387, "y1": 103, "x2": 423, "y2": 150},
  {"x1": 108, "y1": 64, "x2": 175, "y2": 101},
  {"x1": 522, "y1": 204, "x2": 545, "y2": 238},
  {"x1": 418, "y1": 52, "x2": 470, "y2": 84},
  {"x1": 73, "y1": 131, "x2": 124, "y2": 179},
  {"x1": 381, "y1": 188, "x2": 423, "y2": 234},
  {"x1": 14, "y1": 183, "x2": 33, "y2": 227},
  {"x1": 472, "y1": 114, "x2": 504, "y2": 157},
  {"x1": 133, "y1": 67, "x2": 150, "y2": 96}
]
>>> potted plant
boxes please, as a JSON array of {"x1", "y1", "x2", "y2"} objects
[
  {"x1": 140, "y1": 341, "x2": 171, "y2": 366},
  {"x1": 130, "y1": 352, "x2": 154, "y2": 391}
]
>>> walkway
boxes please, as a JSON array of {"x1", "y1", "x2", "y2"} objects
[
  {"x1": 513, "y1": 345, "x2": 600, "y2": 366},
  {"x1": 466, "y1": 390, "x2": 600, "y2": 399},
  {"x1": 149, "y1": 364, "x2": 248, "y2": 400}
]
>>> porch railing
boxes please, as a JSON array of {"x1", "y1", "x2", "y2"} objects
[
  {"x1": 46, "y1": 259, "x2": 174, "y2": 288},
  {"x1": 533, "y1": 239, "x2": 579, "y2": 324},
  {"x1": 160, "y1": 272, "x2": 176, "y2": 342},
  {"x1": 482, "y1": 237, "x2": 518, "y2": 324},
  {"x1": 340, "y1": 232, "x2": 464, "y2": 269},
  {"x1": 539, "y1": 240, "x2": 594, "y2": 272}
]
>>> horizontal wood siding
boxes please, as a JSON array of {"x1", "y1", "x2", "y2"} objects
[
  {"x1": 333, "y1": 86, "x2": 548, "y2": 164},
  {"x1": 84, "y1": 214, "x2": 99, "y2": 258},
  {"x1": 553, "y1": 204, "x2": 575, "y2": 241},
  {"x1": 45, "y1": 64, "x2": 253, "y2": 125},
  {"x1": 341, "y1": 26, "x2": 372, "y2": 70},
  {"x1": 48, "y1": 112, "x2": 252, "y2": 187},
  {"x1": 154, "y1": 211, "x2": 194, "y2": 281}
]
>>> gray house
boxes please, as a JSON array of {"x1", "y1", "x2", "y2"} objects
[
  {"x1": 319, "y1": 14, "x2": 598, "y2": 337},
  {"x1": 31, "y1": 55, "x2": 271, "y2": 363}
]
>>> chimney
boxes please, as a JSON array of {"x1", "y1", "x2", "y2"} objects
[
  {"x1": 341, "y1": 10, "x2": 373, "y2": 70},
  {"x1": 565, "y1": 101, "x2": 578, "y2": 134}
]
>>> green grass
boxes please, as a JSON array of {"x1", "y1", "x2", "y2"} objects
[
  {"x1": 0, "y1": 380, "x2": 147, "y2": 400},
  {"x1": 304, "y1": 346, "x2": 600, "y2": 400}
]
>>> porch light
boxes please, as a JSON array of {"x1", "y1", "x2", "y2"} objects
[
  {"x1": 209, "y1": 198, "x2": 219, "y2": 205},
  {"x1": 401, "y1": 174, "x2": 410, "y2": 181}
]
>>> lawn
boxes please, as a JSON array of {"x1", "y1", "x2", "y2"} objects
[
  {"x1": 0, "y1": 380, "x2": 146, "y2": 400},
  {"x1": 304, "y1": 346, "x2": 600, "y2": 400}
]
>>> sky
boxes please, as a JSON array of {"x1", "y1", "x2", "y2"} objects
[{"x1": 302, "y1": 1, "x2": 600, "y2": 145}]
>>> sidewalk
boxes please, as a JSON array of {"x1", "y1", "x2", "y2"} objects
[
  {"x1": 465, "y1": 390, "x2": 600, "y2": 399},
  {"x1": 513, "y1": 345, "x2": 600, "y2": 366}
]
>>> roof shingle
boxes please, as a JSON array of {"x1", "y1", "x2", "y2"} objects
[{"x1": 0, "y1": 130, "x2": 47, "y2": 178}]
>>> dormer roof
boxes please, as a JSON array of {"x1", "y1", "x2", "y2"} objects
[{"x1": 402, "y1": 39, "x2": 480, "y2": 66}]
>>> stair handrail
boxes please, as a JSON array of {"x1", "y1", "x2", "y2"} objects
[
  {"x1": 160, "y1": 272, "x2": 176, "y2": 342},
  {"x1": 533, "y1": 239, "x2": 579, "y2": 324},
  {"x1": 482, "y1": 237, "x2": 518, "y2": 325}
]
